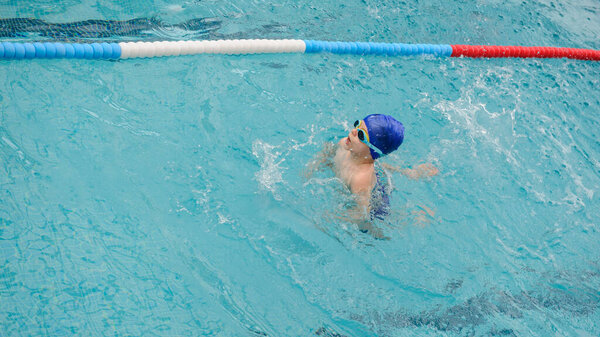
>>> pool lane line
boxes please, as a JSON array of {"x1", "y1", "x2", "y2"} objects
[{"x1": 0, "y1": 40, "x2": 599, "y2": 61}]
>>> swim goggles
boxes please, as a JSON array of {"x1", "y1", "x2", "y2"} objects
[{"x1": 353, "y1": 120, "x2": 383, "y2": 157}]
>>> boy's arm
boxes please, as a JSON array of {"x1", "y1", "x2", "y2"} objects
[
  {"x1": 348, "y1": 172, "x2": 390, "y2": 240},
  {"x1": 330, "y1": 174, "x2": 389, "y2": 240},
  {"x1": 380, "y1": 162, "x2": 439, "y2": 180},
  {"x1": 348, "y1": 180, "x2": 371, "y2": 220},
  {"x1": 303, "y1": 142, "x2": 337, "y2": 178}
]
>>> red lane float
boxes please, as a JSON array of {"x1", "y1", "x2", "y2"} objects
[{"x1": 451, "y1": 45, "x2": 600, "y2": 61}]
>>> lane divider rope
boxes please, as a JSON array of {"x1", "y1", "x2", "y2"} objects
[{"x1": 0, "y1": 40, "x2": 598, "y2": 61}]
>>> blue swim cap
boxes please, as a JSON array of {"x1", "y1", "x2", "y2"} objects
[{"x1": 362, "y1": 114, "x2": 404, "y2": 160}]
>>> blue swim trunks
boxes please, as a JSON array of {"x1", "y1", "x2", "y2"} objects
[{"x1": 369, "y1": 163, "x2": 391, "y2": 220}]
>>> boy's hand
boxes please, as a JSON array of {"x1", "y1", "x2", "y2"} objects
[
  {"x1": 402, "y1": 163, "x2": 439, "y2": 180},
  {"x1": 381, "y1": 162, "x2": 439, "y2": 180}
]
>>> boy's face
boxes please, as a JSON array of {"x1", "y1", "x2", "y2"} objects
[{"x1": 344, "y1": 128, "x2": 372, "y2": 159}]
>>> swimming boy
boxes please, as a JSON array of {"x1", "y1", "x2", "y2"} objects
[{"x1": 306, "y1": 114, "x2": 438, "y2": 223}]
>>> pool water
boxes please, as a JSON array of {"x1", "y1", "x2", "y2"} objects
[{"x1": 1, "y1": 0, "x2": 599, "y2": 336}]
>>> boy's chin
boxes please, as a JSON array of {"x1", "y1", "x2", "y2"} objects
[{"x1": 340, "y1": 137, "x2": 351, "y2": 150}]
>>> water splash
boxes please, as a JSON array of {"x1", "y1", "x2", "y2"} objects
[{"x1": 252, "y1": 140, "x2": 285, "y2": 198}]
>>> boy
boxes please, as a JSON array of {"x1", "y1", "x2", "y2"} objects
[{"x1": 307, "y1": 114, "x2": 438, "y2": 223}]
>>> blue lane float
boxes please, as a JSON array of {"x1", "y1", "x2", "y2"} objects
[
  {"x1": 303, "y1": 40, "x2": 453, "y2": 57},
  {"x1": 0, "y1": 41, "x2": 121, "y2": 59},
  {"x1": 0, "y1": 39, "x2": 598, "y2": 61}
]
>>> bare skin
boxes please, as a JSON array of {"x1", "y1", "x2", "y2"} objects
[
  {"x1": 305, "y1": 129, "x2": 440, "y2": 212},
  {"x1": 304, "y1": 128, "x2": 439, "y2": 236},
  {"x1": 380, "y1": 162, "x2": 439, "y2": 180},
  {"x1": 333, "y1": 128, "x2": 377, "y2": 217}
]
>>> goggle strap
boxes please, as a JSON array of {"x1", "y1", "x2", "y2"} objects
[{"x1": 367, "y1": 141, "x2": 384, "y2": 156}]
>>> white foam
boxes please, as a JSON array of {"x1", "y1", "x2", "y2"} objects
[
  {"x1": 433, "y1": 70, "x2": 521, "y2": 167},
  {"x1": 252, "y1": 140, "x2": 285, "y2": 198}
]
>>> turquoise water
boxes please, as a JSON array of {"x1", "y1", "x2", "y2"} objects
[{"x1": 1, "y1": 1, "x2": 600, "y2": 336}]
